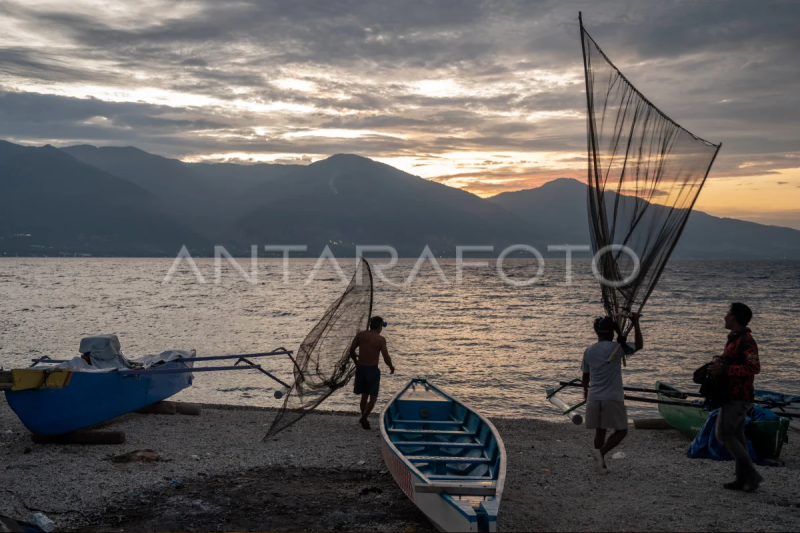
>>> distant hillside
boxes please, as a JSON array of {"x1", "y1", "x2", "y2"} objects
[
  {"x1": 0, "y1": 141, "x2": 207, "y2": 255},
  {"x1": 236, "y1": 154, "x2": 541, "y2": 256},
  {"x1": 489, "y1": 178, "x2": 800, "y2": 259},
  {"x1": 2, "y1": 140, "x2": 799, "y2": 257},
  {"x1": 61, "y1": 145, "x2": 298, "y2": 238},
  {"x1": 490, "y1": 178, "x2": 588, "y2": 245}
]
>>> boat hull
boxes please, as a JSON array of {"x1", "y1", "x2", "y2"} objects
[
  {"x1": 381, "y1": 379, "x2": 505, "y2": 533},
  {"x1": 4, "y1": 360, "x2": 194, "y2": 435},
  {"x1": 656, "y1": 382, "x2": 790, "y2": 460}
]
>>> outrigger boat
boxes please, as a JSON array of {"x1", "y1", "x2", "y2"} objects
[
  {"x1": 546, "y1": 380, "x2": 796, "y2": 460},
  {"x1": 656, "y1": 382, "x2": 793, "y2": 460},
  {"x1": 381, "y1": 379, "x2": 506, "y2": 533},
  {"x1": 1, "y1": 334, "x2": 294, "y2": 436},
  {"x1": 755, "y1": 389, "x2": 800, "y2": 432}
]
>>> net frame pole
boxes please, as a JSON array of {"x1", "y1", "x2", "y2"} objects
[
  {"x1": 579, "y1": 12, "x2": 605, "y2": 254},
  {"x1": 580, "y1": 12, "x2": 617, "y2": 321},
  {"x1": 364, "y1": 258, "x2": 374, "y2": 330}
]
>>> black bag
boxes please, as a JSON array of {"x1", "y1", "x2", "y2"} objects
[
  {"x1": 693, "y1": 362, "x2": 729, "y2": 409},
  {"x1": 693, "y1": 363, "x2": 710, "y2": 385}
]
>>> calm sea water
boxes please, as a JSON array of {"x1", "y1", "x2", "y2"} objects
[{"x1": 1, "y1": 258, "x2": 798, "y2": 421}]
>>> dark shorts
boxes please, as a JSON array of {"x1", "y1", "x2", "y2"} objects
[{"x1": 354, "y1": 365, "x2": 381, "y2": 396}]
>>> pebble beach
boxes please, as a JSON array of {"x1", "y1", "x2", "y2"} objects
[{"x1": 1, "y1": 400, "x2": 799, "y2": 532}]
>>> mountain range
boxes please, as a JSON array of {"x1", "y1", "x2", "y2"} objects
[
  {"x1": 0, "y1": 141, "x2": 205, "y2": 255},
  {"x1": 490, "y1": 178, "x2": 800, "y2": 258},
  {"x1": 1, "y1": 140, "x2": 799, "y2": 258}
]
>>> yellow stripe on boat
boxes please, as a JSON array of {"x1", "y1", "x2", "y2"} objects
[{"x1": 11, "y1": 369, "x2": 73, "y2": 391}]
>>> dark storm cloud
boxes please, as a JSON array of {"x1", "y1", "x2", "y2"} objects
[
  {"x1": 0, "y1": 48, "x2": 113, "y2": 84},
  {"x1": 0, "y1": 91, "x2": 230, "y2": 139}
]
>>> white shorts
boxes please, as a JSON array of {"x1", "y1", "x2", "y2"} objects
[{"x1": 585, "y1": 400, "x2": 628, "y2": 430}]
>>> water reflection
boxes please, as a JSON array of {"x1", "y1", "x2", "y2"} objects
[{"x1": 0, "y1": 258, "x2": 797, "y2": 420}]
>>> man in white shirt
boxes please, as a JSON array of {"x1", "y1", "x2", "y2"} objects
[{"x1": 581, "y1": 313, "x2": 643, "y2": 474}]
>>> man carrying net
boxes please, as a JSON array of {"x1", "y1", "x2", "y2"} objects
[
  {"x1": 349, "y1": 316, "x2": 395, "y2": 429},
  {"x1": 264, "y1": 259, "x2": 374, "y2": 440},
  {"x1": 582, "y1": 313, "x2": 643, "y2": 474}
]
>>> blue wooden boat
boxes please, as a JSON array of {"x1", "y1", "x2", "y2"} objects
[
  {"x1": 2, "y1": 353, "x2": 197, "y2": 436},
  {"x1": 0, "y1": 514, "x2": 44, "y2": 533},
  {"x1": 380, "y1": 379, "x2": 506, "y2": 533},
  {"x1": 1, "y1": 336, "x2": 295, "y2": 436}
]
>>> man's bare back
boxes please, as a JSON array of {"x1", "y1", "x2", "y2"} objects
[
  {"x1": 350, "y1": 330, "x2": 392, "y2": 369},
  {"x1": 350, "y1": 317, "x2": 394, "y2": 430}
]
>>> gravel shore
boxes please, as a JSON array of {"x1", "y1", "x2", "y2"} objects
[{"x1": 1, "y1": 399, "x2": 799, "y2": 532}]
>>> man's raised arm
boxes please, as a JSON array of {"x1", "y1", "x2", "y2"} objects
[{"x1": 381, "y1": 338, "x2": 395, "y2": 374}]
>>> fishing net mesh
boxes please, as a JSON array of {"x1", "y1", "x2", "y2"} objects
[
  {"x1": 264, "y1": 259, "x2": 373, "y2": 439},
  {"x1": 581, "y1": 20, "x2": 721, "y2": 334}
]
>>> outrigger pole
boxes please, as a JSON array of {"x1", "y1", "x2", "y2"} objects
[
  {"x1": 32, "y1": 349, "x2": 298, "y2": 399},
  {"x1": 552, "y1": 380, "x2": 798, "y2": 412}
]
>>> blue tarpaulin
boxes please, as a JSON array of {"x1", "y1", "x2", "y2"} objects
[{"x1": 687, "y1": 406, "x2": 781, "y2": 466}]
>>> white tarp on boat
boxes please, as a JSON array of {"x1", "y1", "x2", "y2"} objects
[
  {"x1": 78, "y1": 334, "x2": 131, "y2": 370},
  {"x1": 55, "y1": 356, "x2": 110, "y2": 372},
  {"x1": 50, "y1": 335, "x2": 195, "y2": 372},
  {"x1": 132, "y1": 350, "x2": 194, "y2": 368}
]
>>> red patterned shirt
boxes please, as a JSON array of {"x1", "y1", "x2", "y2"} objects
[{"x1": 722, "y1": 328, "x2": 760, "y2": 402}]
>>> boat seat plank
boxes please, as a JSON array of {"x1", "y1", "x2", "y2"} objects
[
  {"x1": 427, "y1": 475, "x2": 494, "y2": 481},
  {"x1": 388, "y1": 428, "x2": 475, "y2": 436},
  {"x1": 408, "y1": 456, "x2": 490, "y2": 463},
  {"x1": 394, "y1": 442, "x2": 483, "y2": 449},
  {"x1": 393, "y1": 418, "x2": 464, "y2": 426},
  {"x1": 415, "y1": 483, "x2": 496, "y2": 496}
]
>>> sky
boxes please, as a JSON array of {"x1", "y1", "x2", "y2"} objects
[{"x1": 1, "y1": 0, "x2": 799, "y2": 228}]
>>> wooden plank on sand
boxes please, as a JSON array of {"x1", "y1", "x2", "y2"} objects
[
  {"x1": 32, "y1": 431, "x2": 126, "y2": 445},
  {"x1": 633, "y1": 418, "x2": 673, "y2": 430},
  {"x1": 135, "y1": 401, "x2": 202, "y2": 416}
]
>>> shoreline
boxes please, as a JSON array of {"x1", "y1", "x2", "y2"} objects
[{"x1": 1, "y1": 400, "x2": 799, "y2": 532}]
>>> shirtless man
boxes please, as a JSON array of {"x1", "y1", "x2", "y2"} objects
[{"x1": 349, "y1": 316, "x2": 395, "y2": 429}]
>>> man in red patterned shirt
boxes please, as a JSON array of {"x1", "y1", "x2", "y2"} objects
[{"x1": 709, "y1": 302, "x2": 762, "y2": 492}]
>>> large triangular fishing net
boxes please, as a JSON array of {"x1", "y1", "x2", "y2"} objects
[
  {"x1": 580, "y1": 16, "x2": 721, "y2": 336},
  {"x1": 264, "y1": 259, "x2": 373, "y2": 439}
]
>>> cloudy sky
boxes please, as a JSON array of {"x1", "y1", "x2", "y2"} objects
[{"x1": 1, "y1": 0, "x2": 799, "y2": 227}]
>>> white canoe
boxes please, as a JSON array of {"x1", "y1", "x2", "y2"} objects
[{"x1": 380, "y1": 379, "x2": 506, "y2": 532}]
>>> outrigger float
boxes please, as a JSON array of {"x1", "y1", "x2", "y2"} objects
[{"x1": 1, "y1": 334, "x2": 295, "y2": 436}]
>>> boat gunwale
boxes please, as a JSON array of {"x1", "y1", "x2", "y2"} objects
[{"x1": 656, "y1": 381, "x2": 703, "y2": 409}]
